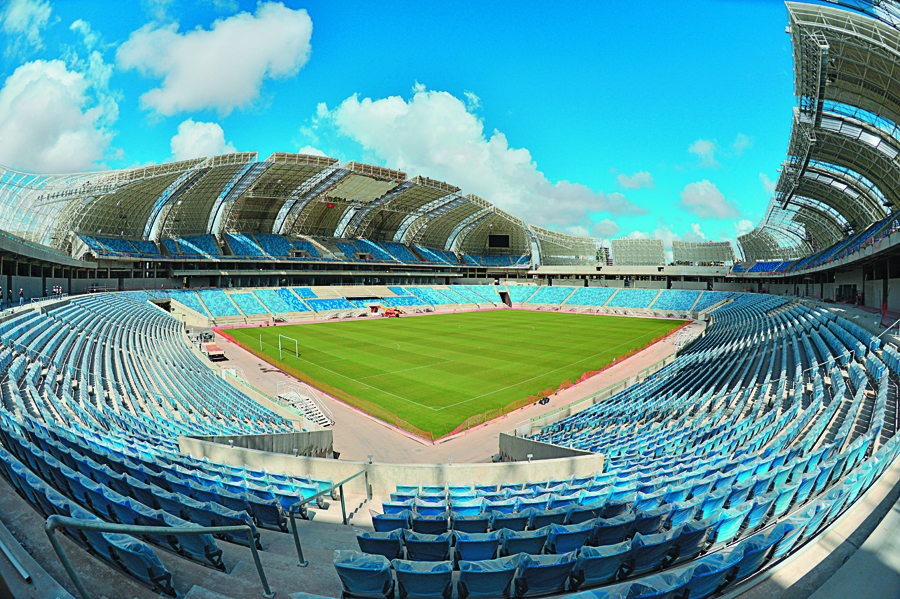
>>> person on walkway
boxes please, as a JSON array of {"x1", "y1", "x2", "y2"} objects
[
  {"x1": 6, "y1": 289, "x2": 10, "y2": 309},
  {"x1": 18, "y1": 288, "x2": 24, "y2": 306}
]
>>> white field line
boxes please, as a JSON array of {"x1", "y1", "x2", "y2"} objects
[
  {"x1": 357, "y1": 359, "x2": 455, "y2": 380},
  {"x1": 433, "y1": 321, "x2": 677, "y2": 411}
]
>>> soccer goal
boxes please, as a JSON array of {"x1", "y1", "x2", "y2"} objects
[{"x1": 278, "y1": 335, "x2": 299, "y2": 360}]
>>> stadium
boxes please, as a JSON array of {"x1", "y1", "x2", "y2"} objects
[{"x1": 1, "y1": 1, "x2": 900, "y2": 599}]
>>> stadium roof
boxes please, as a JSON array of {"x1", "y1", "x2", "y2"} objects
[
  {"x1": 741, "y1": 1, "x2": 900, "y2": 261},
  {"x1": 0, "y1": 152, "x2": 598, "y2": 260}
]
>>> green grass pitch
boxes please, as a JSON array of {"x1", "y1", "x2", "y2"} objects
[{"x1": 229, "y1": 310, "x2": 687, "y2": 438}]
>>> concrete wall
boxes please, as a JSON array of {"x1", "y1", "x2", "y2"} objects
[
  {"x1": 10, "y1": 276, "x2": 43, "y2": 303},
  {"x1": 674, "y1": 281, "x2": 708, "y2": 291},
  {"x1": 865, "y1": 279, "x2": 883, "y2": 310},
  {"x1": 188, "y1": 430, "x2": 333, "y2": 458},
  {"x1": 889, "y1": 279, "x2": 900, "y2": 311},
  {"x1": 824, "y1": 283, "x2": 835, "y2": 301},
  {"x1": 835, "y1": 268, "x2": 864, "y2": 289},
  {"x1": 498, "y1": 433, "x2": 595, "y2": 461},
  {"x1": 632, "y1": 280, "x2": 666, "y2": 290},
  {"x1": 178, "y1": 437, "x2": 606, "y2": 495}
]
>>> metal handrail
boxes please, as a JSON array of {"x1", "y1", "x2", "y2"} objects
[
  {"x1": 288, "y1": 468, "x2": 368, "y2": 567},
  {"x1": 44, "y1": 515, "x2": 275, "y2": 599}
]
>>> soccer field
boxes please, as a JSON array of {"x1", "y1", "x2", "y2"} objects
[{"x1": 228, "y1": 310, "x2": 686, "y2": 438}]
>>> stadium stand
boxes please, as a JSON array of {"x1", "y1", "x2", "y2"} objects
[
  {"x1": 306, "y1": 298, "x2": 356, "y2": 311},
  {"x1": 563, "y1": 287, "x2": 617, "y2": 307},
  {"x1": 649, "y1": 289, "x2": 701, "y2": 311},
  {"x1": 382, "y1": 242, "x2": 420, "y2": 263},
  {"x1": 525, "y1": 287, "x2": 575, "y2": 304},
  {"x1": 605, "y1": 289, "x2": 660, "y2": 309},
  {"x1": 290, "y1": 239, "x2": 322, "y2": 258},
  {"x1": 229, "y1": 292, "x2": 269, "y2": 316},
  {"x1": 196, "y1": 289, "x2": 242, "y2": 318},
  {"x1": 506, "y1": 286, "x2": 539, "y2": 303},
  {"x1": 164, "y1": 235, "x2": 220, "y2": 257},
  {"x1": 224, "y1": 233, "x2": 265, "y2": 257}
]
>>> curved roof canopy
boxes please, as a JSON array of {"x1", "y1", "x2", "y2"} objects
[
  {"x1": 0, "y1": 151, "x2": 596, "y2": 261},
  {"x1": 741, "y1": 2, "x2": 900, "y2": 261}
]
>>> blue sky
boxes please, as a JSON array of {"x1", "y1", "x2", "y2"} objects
[{"x1": 0, "y1": 0, "x2": 806, "y2": 252}]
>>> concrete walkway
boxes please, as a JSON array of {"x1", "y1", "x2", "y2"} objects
[{"x1": 213, "y1": 312, "x2": 703, "y2": 464}]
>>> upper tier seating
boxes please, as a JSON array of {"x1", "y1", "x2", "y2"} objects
[
  {"x1": 290, "y1": 239, "x2": 322, "y2": 258},
  {"x1": 164, "y1": 235, "x2": 220, "y2": 256},
  {"x1": 748, "y1": 261, "x2": 785, "y2": 273},
  {"x1": 224, "y1": 233, "x2": 265, "y2": 257},
  {"x1": 382, "y1": 242, "x2": 419, "y2": 262}
]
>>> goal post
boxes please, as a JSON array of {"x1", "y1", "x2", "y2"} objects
[{"x1": 278, "y1": 335, "x2": 299, "y2": 360}]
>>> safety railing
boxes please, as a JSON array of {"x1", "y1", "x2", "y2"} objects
[
  {"x1": 289, "y1": 468, "x2": 368, "y2": 567},
  {"x1": 44, "y1": 515, "x2": 275, "y2": 599}
]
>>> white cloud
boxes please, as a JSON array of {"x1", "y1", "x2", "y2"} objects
[
  {"x1": 678, "y1": 180, "x2": 741, "y2": 219},
  {"x1": 759, "y1": 172, "x2": 777, "y2": 195},
  {"x1": 1, "y1": 0, "x2": 52, "y2": 56},
  {"x1": 69, "y1": 19, "x2": 99, "y2": 50},
  {"x1": 591, "y1": 218, "x2": 620, "y2": 238},
  {"x1": 616, "y1": 171, "x2": 654, "y2": 190},
  {"x1": 170, "y1": 118, "x2": 236, "y2": 160},
  {"x1": 0, "y1": 59, "x2": 116, "y2": 172},
  {"x1": 117, "y1": 2, "x2": 313, "y2": 116},
  {"x1": 316, "y1": 87, "x2": 647, "y2": 231},
  {"x1": 688, "y1": 138, "x2": 719, "y2": 168},
  {"x1": 206, "y1": 0, "x2": 239, "y2": 12},
  {"x1": 733, "y1": 133, "x2": 752, "y2": 156},
  {"x1": 140, "y1": 0, "x2": 174, "y2": 22},
  {"x1": 463, "y1": 91, "x2": 481, "y2": 111},
  {"x1": 735, "y1": 219, "x2": 755, "y2": 237},
  {"x1": 297, "y1": 144, "x2": 326, "y2": 157}
]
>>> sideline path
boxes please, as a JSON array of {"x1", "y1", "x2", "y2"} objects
[{"x1": 212, "y1": 315, "x2": 704, "y2": 464}]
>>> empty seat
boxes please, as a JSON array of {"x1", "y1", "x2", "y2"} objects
[
  {"x1": 392, "y1": 559, "x2": 453, "y2": 599},
  {"x1": 458, "y1": 555, "x2": 519, "y2": 599},
  {"x1": 529, "y1": 506, "x2": 568, "y2": 529},
  {"x1": 411, "y1": 513, "x2": 449, "y2": 535},
  {"x1": 454, "y1": 531, "x2": 501, "y2": 564},
  {"x1": 681, "y1": 547, "x2": 743, "y2": 599},
  {"x1": 589, "y1": 513, "x2": 633, "y2": 547},
  {"x1": 670, "y1": 516, "x2": 717, "y2": 562},
  {"x1": 546, "y1": 519, "x2": 595, "y2": 554},
  {"x1": 452, "y1": 512, "x2": 490, "y2": 533},
  {"x1": 491, "y1": 511, "x2": 529, "y2": 532},
  {"x1": 371, "y1": 510, "x2": 410, "y2": 532},
  {"x1": 513, "y1": 552, "x2": 577, "y2": 597},
  {"x1": 569, "y1": 540, "x2": 631, "y2": 590},
  {"x1": 403, "y1": 530, "x2": 451, "y2": 562},
  {"x1": 565, "y1": 501, "x2": 605, "y2": 525},
  {"x1": 630, "y1": 505, "x2": 672, "y2": 536},
  {"x1": 731, "y1": 524, "x2": 786, "y2": 581},
  {"x1": 334, "y1": 550, "x2": 394, "y2": 599},
  {"x1": 712, "y1": 502, "x2": 752, "y2": 544},
  {"x1": 500, "y1": 526, "x2": 550, "y2": 556},
  {"x1": 626, "y1": 528, "x2": 680, "y2": 575},
  {"x1": 357, "y1": 530, "x2": 403, "y2": 560}
]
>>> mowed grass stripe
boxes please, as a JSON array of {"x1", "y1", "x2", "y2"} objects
[{"x1": 230, "y1": 310, "x2": 686, "y2": 437}]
